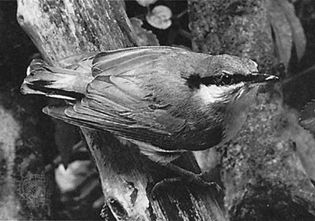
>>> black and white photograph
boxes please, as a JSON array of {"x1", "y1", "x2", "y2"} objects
[{"x1": 0, "y1": 0, "x2": 315, "y2": 220}]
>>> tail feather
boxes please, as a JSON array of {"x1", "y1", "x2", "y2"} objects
[{"x1": 21, "y1": 58, "x2": 93, "y2": 100}]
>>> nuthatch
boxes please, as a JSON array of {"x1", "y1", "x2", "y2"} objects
[{"x1": 21, "y1": 46, "x2": 277, "y2": 164}]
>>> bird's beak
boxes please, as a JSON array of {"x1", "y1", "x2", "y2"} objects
[{"x1": 250, "y1": 73, "x2": 279, "y2": 84}]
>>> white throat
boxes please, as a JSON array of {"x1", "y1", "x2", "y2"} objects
[{"x1": 195, "y1": 83, "x2": 244, "y2": 104}]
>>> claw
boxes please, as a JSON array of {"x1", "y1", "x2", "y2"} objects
[
  {"x1": 150, "y1": 177, "x2": 182, "y2": 199},
  {"x1": 149, "y1": 172, "x2": 222, "y2": 199}
]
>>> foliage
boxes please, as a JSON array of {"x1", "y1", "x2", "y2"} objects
[{"x1": 268, "y1": 0, "x2": 306, "y2": 70}]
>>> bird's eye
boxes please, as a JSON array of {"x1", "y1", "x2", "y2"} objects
[
  {"x1": 193, "y1": 72, "x2": 246, "y2": 88},
  {"x1": 197, "y1": 71, "x2": 263, "y2": 88},
  {"x1": 216, "y1": 73, "x2": 234, "y2": 86}
]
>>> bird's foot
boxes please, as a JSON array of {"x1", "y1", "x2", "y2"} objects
[{"x1": 150, "y1": 163, "x2": 222, "y2": 198}]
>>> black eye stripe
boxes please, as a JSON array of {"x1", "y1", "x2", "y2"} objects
[
  {"x1": 186, "y1": 73, "x2": 259, "y2": 89},
  {"x1": 200, "y1": 74, "x2": 254, "y2": 86}
]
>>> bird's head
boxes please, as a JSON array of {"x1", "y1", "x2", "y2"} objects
[
  {"x1": 187, "y1": 54, "x2": 278, "y2": 142},
  {"x1": 189, "y1": 54, "x2": 278, "y2": 107}
]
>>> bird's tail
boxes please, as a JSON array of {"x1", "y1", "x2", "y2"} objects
[{"x1": 21, "y1": 58, "x2": 93, "y2": 100}]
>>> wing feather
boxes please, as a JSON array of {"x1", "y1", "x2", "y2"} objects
[
  {"x1": 92, "y1": 46, "x2": 187, "y2": 76},
  {"x1": 47, "y1": 46, "x2": 216, "y2": 151},
  {"x1": 87, "y1": 78, "x2": 139, "y2": 104},
  {"x1": 87, "y1": 47, "x2": 192, "y2": 138}
]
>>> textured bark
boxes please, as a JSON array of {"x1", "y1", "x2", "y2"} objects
[
  {"x1": 17, "y1": 0, "x2": 226, "y2": 220},
  {"x1": 16, "y1": 0, "x2": 136, "y2": 65},
  {"x1": 188, "y1": 0, "x2": 315, "y2": 220}
]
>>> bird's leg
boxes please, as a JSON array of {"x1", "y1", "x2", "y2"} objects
[{"x1": 150, "y1": 162, "x2": 222, "y2": 196}]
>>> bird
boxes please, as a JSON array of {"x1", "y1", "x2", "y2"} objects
[{"x1": 21, "y1": 46, "x2": 277, "y2": 169}]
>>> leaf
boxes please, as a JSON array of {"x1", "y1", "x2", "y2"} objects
[
  {"x1": 92, "y1": 196, "x2": 104, "y2": 209},
  {"x1": 267, "y1": 0, "x2": 306, "y2": 68},
  {"x1": 282, "y1": 109, "x2": 315, "y2": 182},
  {"x1": 300, "y1": 100, "x2": 315, "y2": 133},
  {"x1": 136, "y1": 0, "x2": 157, "y2": 7},
  {"x1": 277, "y1": 0, "x2": 306, "y2": 61},
  {"x1": 55, "y1": 160, "x2": 94, "y2": 193},
  {"x1": 146, "y1": 5, "x2": 172, "y2": 30},
  {"x1": 267, "y1": 0, "x2": 293, "y2": 68},
  {"x1": 130, "y1": 17, "x2": 159, "y2": 46}
]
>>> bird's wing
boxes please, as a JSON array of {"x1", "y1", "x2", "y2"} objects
[
  {"x1": 91, "y1": 46, "x2": 188, "y2": 76},
  {"x1": 58, "y1": 46, "x2": 207, "y2": 150}
]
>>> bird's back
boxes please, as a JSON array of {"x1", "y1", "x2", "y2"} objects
[{"x1": 22, "y1": 47, "x2": 226, "y2": 159}]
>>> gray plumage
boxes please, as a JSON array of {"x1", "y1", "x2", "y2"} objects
[{"x1": 21, "y1": 46, "x2": 277, "y2": 163}]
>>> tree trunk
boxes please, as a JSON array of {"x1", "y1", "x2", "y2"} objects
[
  {"x1": 17, "y1": 0, "x2": 226, "y2": 220},
  {"x1": 188, "y1": 0, "x2": 315, "y2": 220}
]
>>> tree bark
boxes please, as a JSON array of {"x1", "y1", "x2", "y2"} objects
[
  {"x1": 17, "y1": 0, "x2": 226, "y2": 220},
  {"x1": 188, "y1": 0, "x2": 315, "y2": 220}
]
